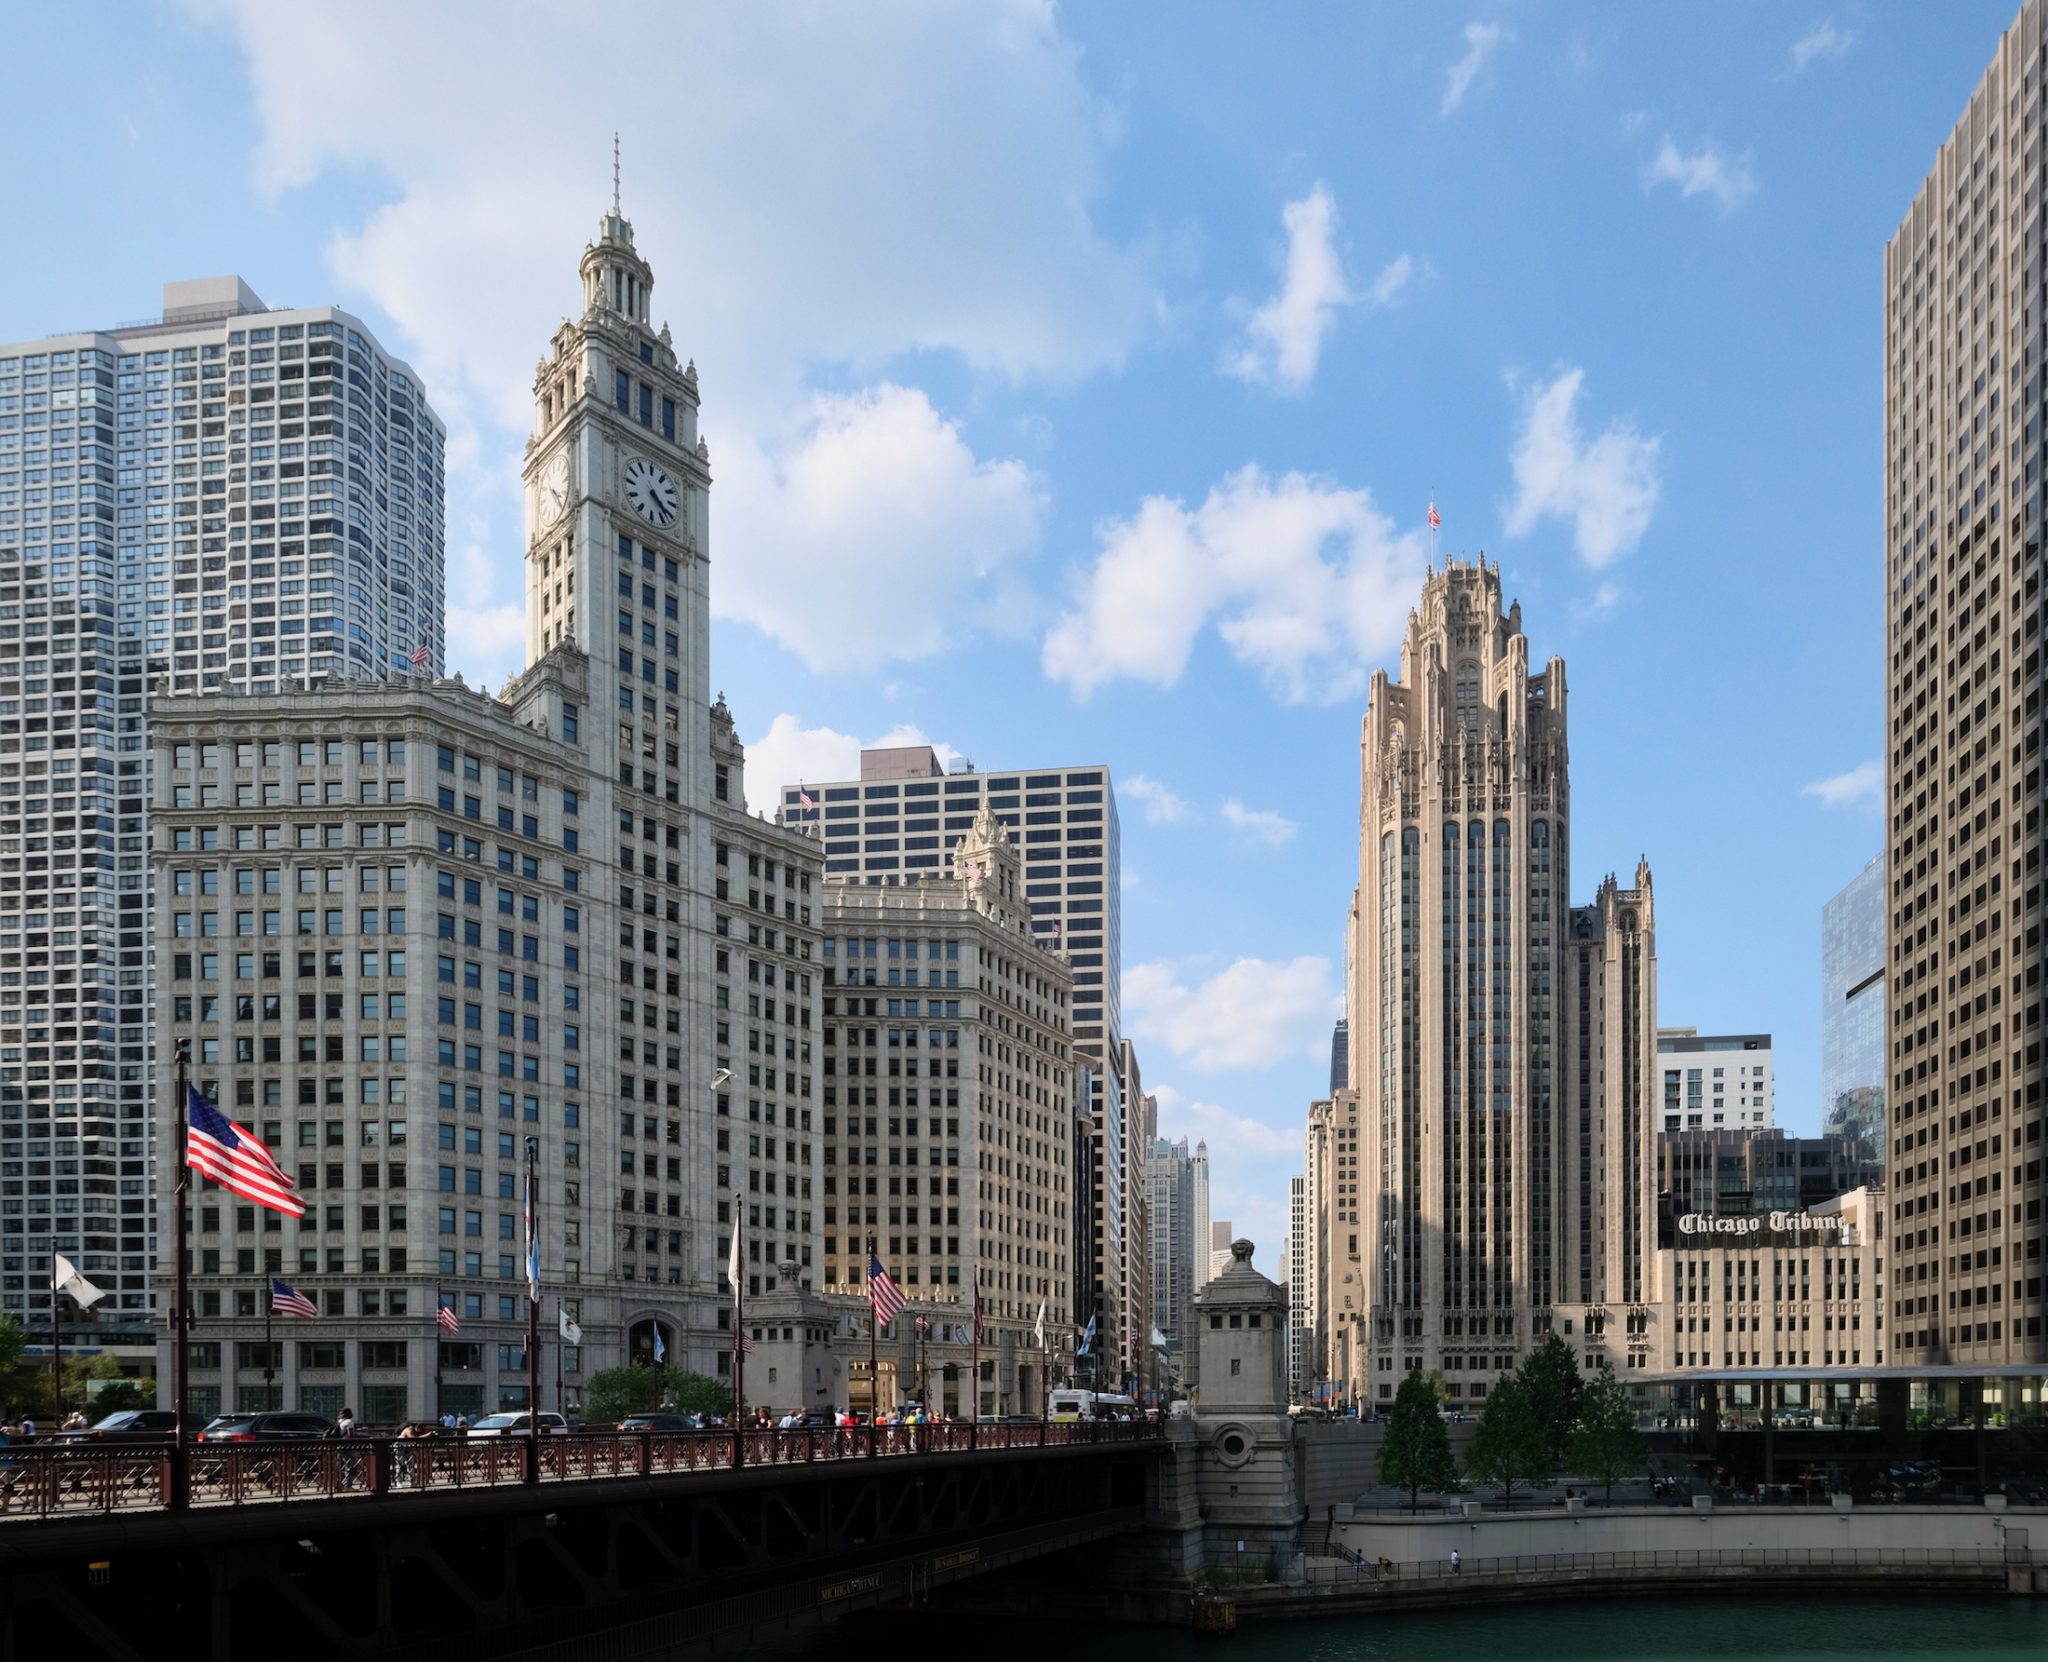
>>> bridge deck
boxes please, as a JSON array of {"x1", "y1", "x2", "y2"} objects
[{"x1": 0, "y1": 1420, "x2": 1162, "y2": 1538}]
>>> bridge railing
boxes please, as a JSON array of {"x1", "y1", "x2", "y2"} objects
[{"x1": 0, "y1": 1418, "x2": 1162, "y2": 1521}]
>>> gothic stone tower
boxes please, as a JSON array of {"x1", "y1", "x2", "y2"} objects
[{"x1": 1348, "y1": 558, "x2": 1571, "y2": 1404}]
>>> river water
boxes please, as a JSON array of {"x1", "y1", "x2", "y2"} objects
[{"x1": 792, "y1": 1593, "x2": 2048, "y2": 1662}]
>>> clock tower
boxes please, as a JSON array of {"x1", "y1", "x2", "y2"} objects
[{"x1": 522, "y1": 192, "x2": 711, "y2": 735}]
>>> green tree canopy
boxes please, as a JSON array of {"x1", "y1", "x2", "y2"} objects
[
  {"x1": 0, "y1": 1314, "x2": 25, "y2": 1374},
  {"x1": 582, "y1": 1365, "x2": 732, "y2": 1424},
  {"x1": 1515, "y1": 1330, "x2": 1585, "y2": 1463},
  {"x1": 1464, "y1": 1374, "x2": 1550, "y2": 1505},
  {"x1": 1567, "y1": 1363, "x2": 1646, "y2": 1504},
  {"x1": 1378, "y1": 1367, "x2": 1459, "y2": 1511}
]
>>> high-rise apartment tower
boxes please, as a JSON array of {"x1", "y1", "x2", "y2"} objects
[
  {"x1": 0, "y1": 280, "x2": 445, "y2": 1339},
  {"x1": 1883, "y1": 0, "x2": 2048, "y2": 1365}
]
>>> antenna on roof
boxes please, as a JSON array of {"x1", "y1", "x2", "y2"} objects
[{"x1": 612, "y1": 132, "x2": 621, "y2": 216}]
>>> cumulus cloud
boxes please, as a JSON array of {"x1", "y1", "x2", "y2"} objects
[
  {"x1": 741, "y1": 715, "x2": 961, "y2": 815},
  {"x1": 1043, "y1": 465, "x2": 1427, "y2": 703},
  {"x1": 1802, "y1": 759, "x2": 1882, "y2": 810},
  {"x1": 1124, "y1": 956, "x2": 1341, "y2": 1072},
  {"x1": 1790, "y1": 20, "x2": 1855, "y2": 72},
  {"x1": 1221, "y1": 800, "x2": 1297, "y2": 846},
  {"x1": 716, "y1": 384, "x2": 1044, "y2": 670},
  {"x1": 1225, "y1": 185, "x2": 1350, "y2": 391},
  {"x1": 1503, "y1": 369, "x2": 1661, "y2": 568},
  {"x1": 1642, "y1": 137, "x2": 1758, "y2": 215},
  {"x1": 1224, "y1": 186, "x2": 1406, "y2": 393},
  {"x1": 187, "y1": 0, "x2": 1149, "y2": 683},
  {"x1": 1442, "y1": 21, "x2": 1507, "y2": 115},
  {"x1": 1152, "y1": 1083, "x2": 1301, "y2": 1160},
  {"x1": 1123, "y1": 775, "x2": 1191, "y2": 824}
]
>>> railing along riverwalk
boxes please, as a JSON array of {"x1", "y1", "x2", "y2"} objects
[{"x1": 0, "y1": 1417, "x2": 1162, "y2": 1522}]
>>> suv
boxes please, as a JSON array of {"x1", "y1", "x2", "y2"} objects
[
  {"x1": 57, "y1": 1410, "x2": 179, "y2": 1443},
  {"x1": 465, "y1": 1411, "x2": 568, "y2": 1437},
  {"x1": 618, "y1": 1412, "x2": 701, "y2": 1432},
  {"x1": 196, "y1": 1412, "x2": 333, "y2": 1442}
]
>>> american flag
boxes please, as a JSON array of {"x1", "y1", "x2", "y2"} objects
[
  {"x1": 972, "y1": 1290, "x2": 984, "y2": 1345},
  {"x1": 187, "y1": 1086, "x2": 304, "y2": 1217},
  {"x1": 914, "y1": 1314, "x2": 931, "y2": 1338},
  {"x1": 962, "y1": 861, "x2": 984, "y2": 883},
  {"x1": 798, "y1": 789, "x2": 814, "y2": 810},
  {"x1": 408, "y1": 641, "x2": 430, "y2": 670},
  {"x1": 270, "y1": 1277, "x2": 318, "y2": 1320},
  {"x1": 866, "y1": 1251, "x2": 906, "y2": 1326},
  {"x1": 739, "y1": 1332, "x2": 755, "y2": 1355},
  {"x1": 1427, "y1": 499, "x2": 1441, "y2": 531},
  {"x1": 437, "y1": 1303, "x2": 461, "y2": 1333}
]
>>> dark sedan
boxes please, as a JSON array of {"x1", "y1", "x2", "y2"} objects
[
  {"x1": 196, "y1": 1412, "x2": 333, "y2": 1442},
  {"x1": 618, "y1": 1412, "x2": 703, "y2": 1431},
  {"x1": 55, "y1": 1410, "x2": 179, "y2": 1443}
]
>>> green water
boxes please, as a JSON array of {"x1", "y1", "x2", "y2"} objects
[{"x1": 813, "y1": 1594, "x2": 2048, "y2": 1661}]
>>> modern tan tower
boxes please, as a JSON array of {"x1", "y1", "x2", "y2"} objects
[
  {"x1": 1883, "y1": 0, "x2": 2048, "y2": 1366},
  {"x1": 1345, "y1": 559, "x2": 1658, "y2": 1409}
]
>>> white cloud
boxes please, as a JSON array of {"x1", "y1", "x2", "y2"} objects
[
  {"x1": 1225, "y1": 185, "x2": 1348, "y2": 391},
  {"x1": 1224, "y1": 185, "x2": 1404, "y2": 393},
  {"x1": 740, "y1": 715, "x2": 961, "y2": 816},
  {"x1": 442, "y1": 538, "x2": 525, "y2": 682},
  {"x1": 1221, "y1": 800, "x2": 1297, "y2": 846},
  {"x1": 1790, "y1": 20, "x2": 1856, "y2": 72},
  {"x1": 1642, "y1": 136, "x2": 1758, "y2": 215},
  {"x1": 1043, "y1": 464, "x2": 1427, "y2": 703},
  {"x1": 1503, "y1": 369, "x2": 1661, "y2": 568},
  {"x1": 716, "y1": 384, "x2": 1045, "y2": 671},
  {"x1": 1123, "y1": 775, "x2": 1191, "y2": 824},
  {"x1": 1364, "y1": 253, "x2": 1414, "y2": 308},
  {"x1": 1442, "y1": 21, "x2": 1506, "y2": 115},
  {"x1": 189, "y1": 0, "x2": 1150, "y2": 684},
  {"x1": 1802, "y1": 759, "x2": 1882, "y2": 810},
  {"x1": 1571, "y1": 579, "x2": 1623, "y2": 622},
  {"x1": 1124, "y1": 956, "x2": 1341, "y2": 1072},
  {"x1": 1152, "y1": 1083, "x2": 1301, "y2": 1160}
]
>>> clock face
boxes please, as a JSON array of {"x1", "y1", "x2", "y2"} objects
[
  {"x1": 623, "y1": 457, "x2": 679, "y2": 528},
  {"x1": 538, "y1": 453, "x2": 570, "y2": 524}
]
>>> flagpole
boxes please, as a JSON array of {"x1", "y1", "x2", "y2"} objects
[
  {"x1": 524, "y1": 1137, "x2": 540, "y2": 1482},
  {"x1": 434, "y1": 1283, "x2": 444, "y2": 1424},
  {"x1": 171, "y1": 1042, "x2": 192, "y2": 1509},
  {"x1": 263, "y1": 1277, "x2": 275, "y2": 1410},
  {"x1": 866, "y1": 1233, "x2": 878, "y2": 1458},
  {"x1": 732, "y1": 1257, "x2": 746, "y2": 1449},
  {"x1": 49, "y1": 1239, "x2": 61, "y2": 1425},
  {"x1": 555, "y1": 1302, "x2": 564, "y2": 1420}
]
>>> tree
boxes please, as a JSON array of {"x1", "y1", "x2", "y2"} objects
[
  {"x1": 1567, "y1": 1364, "x2": 1646, "y2": 1505},
  {"x1": 1464, "y1": 1375, "x2": 1549, "y2": 1506},
  {"x1": 0, "y1": 1313, "x2": 24, "y2": 1374},
  {"x1": 583, "y1": 1365, "x2": 732, "y2": 1423},
  {"x1": 1378, "y1": 1368, "x2": 1458, "y2": 1511},
  {"x1": 1515, "y1": 1331, "x2": 1585, "y2": 1465}
]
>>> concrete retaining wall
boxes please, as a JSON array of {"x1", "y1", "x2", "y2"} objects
[{"x1": 1336, "y1": 1502, "x2": 2034, "y2": 1563}]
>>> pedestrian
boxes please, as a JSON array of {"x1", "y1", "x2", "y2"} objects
[
  {"x1": 1449, "y1": 1548, "x2": 1461, "y2": 1576},
  {"x1": 19, "y1": 1417, "x2": 34, "y2": 1443},
  {"x1": 440, "y1": 1410, "x2": 456, "y2": 1431},
  {"x1": 335, "y1": 1407, "x2": 358, "y2": 1438}
]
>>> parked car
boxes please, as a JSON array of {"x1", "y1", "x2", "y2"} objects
[
  {"x1": 464, "y1": 1411, "x2": 569, "y2": 1437},
  {"x1": 196, "y1": 1412, "x2": 333, "y2": 1442},
  {"x1": 55, "y1": 1410, "x2": 180, "y2": 1444},
  {"x1": 618, "y1": 1412, "x2": 701, "y2": 1432}
]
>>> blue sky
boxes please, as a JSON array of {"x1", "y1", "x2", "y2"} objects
[{"x1": 4, "y1": 2, "x2": 2018, "y2": 1264}]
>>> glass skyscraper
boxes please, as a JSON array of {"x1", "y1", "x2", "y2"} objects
[{"x1": 1821, "y1": 854, "x2": 1885, "y2": 1159}]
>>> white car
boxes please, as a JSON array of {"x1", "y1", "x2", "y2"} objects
[{"x1": 464, "y1": 1411, "x2": 569, "y2": 1437}]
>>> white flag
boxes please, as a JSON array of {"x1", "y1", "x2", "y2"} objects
[
  {"x1": 53, "y1": 1254, "x2": 106, "y2": 1308},
  {"x1": 558, "y1": 1305, "x2": 582, "y2": 1347},
  {"x1": 1034, "y1": 1300, "x2": 1046, "y2": 1350},
  {"x1": 729, "y1": 1187, "x2": 745, "y2": 1293}
]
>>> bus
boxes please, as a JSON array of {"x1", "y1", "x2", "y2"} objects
[{"x1": 1049, "y1": 1389, "x2": 1139, "y2": 1422}]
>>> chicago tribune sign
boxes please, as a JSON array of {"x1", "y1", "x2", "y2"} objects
[{"x1": 1675, "y1": 1210, "x2": 1853, "y2": 1248}]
